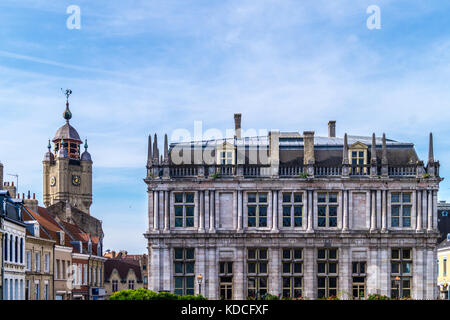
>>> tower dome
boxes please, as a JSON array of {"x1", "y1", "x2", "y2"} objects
[
  {"x1": 81, "y1": 139, "x2": 92, "y2": 162},
  {"x1": 52, "y1": 92, "x2": 82, "y2": 160}
]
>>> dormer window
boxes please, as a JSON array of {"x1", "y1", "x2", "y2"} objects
[
  {"x1": 216, "y1": 142, "x2": 235, "y2": 165},
  {"x1": 348, "y1": 142, "x2": 368, "y2": 174}
]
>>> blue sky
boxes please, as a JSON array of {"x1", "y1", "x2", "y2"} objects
[{"x1": 1, "y1": 0, "x2": 450, "y2": 253}]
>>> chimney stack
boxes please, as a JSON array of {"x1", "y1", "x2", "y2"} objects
[
  {"x1": 234, "y1": 113, "x2": 242, "y2": 139},
  {"x1": 328, "y1": 121, "x2": 336, "y2": 138},
  {"x1": 303, "y1": 131, "x2": 315, "y2": 165}
]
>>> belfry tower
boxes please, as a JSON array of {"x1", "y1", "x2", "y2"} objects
[{"x1": 43, "y1": 89, "x2": 93, "y2": 214}]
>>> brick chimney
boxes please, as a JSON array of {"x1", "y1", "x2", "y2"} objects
[
  {"x1": 328, "y1": 121, "x2": 336, "y2": 138},
  {"x1": 234, "y1": 113, "x2": 242, "y2": 139},
  {"x1": 303, "y1": 131, "x2": 315, "y2": 165},
  {"x1": 24, "y1": 191, "x2": 38, "y2": 213}
]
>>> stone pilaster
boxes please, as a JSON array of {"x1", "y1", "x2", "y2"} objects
[
  {"x1": 237, "y1": 190, "x2": 243, "y2": 231},
  {"x1": 269, "y1": 247, "x2": 280, "y2": 295},
  {"x1": 164, "y1": 190, "x2": 170, "y2": 231},
  {"x1": 303, "y1": 247, "x2": 315, "y2": 299},
  {"x1": 199, "y1": 191, "x2": 205, "y2": 232},
  {"x1": 342, "y1": 190, "x2": 348, "y2": 231},
  {"x1": 272, "y1": 190, "x2": 278, "y2": 232},
  {"x1": 153, "y1": 191, "x2": 159, "y2": 230},
  {"x1": 234, "y1": 247, "x2": 245, "y2": 300}
]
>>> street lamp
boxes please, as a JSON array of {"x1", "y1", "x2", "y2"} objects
[
  {"x1": 394, "y1": 276, "x2": 401, "y2": 298},
  {"x1": 197, "y1": 274, "x2": 203, "y2": 295}
]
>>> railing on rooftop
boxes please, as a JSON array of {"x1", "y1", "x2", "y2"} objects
[{"x1": 150, "y1": 162, "x2": 431, "y2": 179}]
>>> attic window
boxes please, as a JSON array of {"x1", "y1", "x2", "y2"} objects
[
  {"x1": 216, "y1": 142, "x2": 235, "y2": 165},
  {"x1": 348, "y1": 142, "x2": 368, "y2": 174}
]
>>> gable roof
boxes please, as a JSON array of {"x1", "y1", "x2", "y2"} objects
[{"x1": 104, "y1": 259, "x2": 143, "y2": 283}]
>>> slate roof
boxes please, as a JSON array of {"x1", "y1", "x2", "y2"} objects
[
  {"x1": 104, "y1": 259, "x2": 143, "y2": 283},
  {"x1": 169, "y1": 133, "x2": 419, "y2": 166},
  {"x1": 438, "y1": 238, "x2": 450, "y2": 250},
  {"x1": 53, "y1": 122, "x2": 82, "y2": 143}
]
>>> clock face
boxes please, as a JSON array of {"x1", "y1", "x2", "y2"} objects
[
  {"x1": 50, "y1": 176, "x2": 56, "y2": 187},
  {"x1": 72, "y1": 175, "x2": 81, "y2": 186}
]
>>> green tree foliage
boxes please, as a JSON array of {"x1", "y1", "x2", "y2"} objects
[{"x1": 109, "y1": 288, "x2": 207, "y2": 300}]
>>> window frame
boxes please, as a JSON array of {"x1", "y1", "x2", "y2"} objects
[
  {"x1": 389, "y1": 192, "x2": 413, "y2": 229},
  {"x1": 281, "y1": 248, "x2": 303, "y2": 298},
  {"x1": 390, "y1": 248, "x2": 412, "y2": 299},
  {"x1": 173, "y1": 192, "x2": 196, "y2": 229},
  {"x1": 246, "y1": 192, "x2": 269, "y2": 228},
  {"x1": 317, "y1": 248, "x2": 339, "y2": 299},
  {"x1": 173, "y1": 248, "x2": 195, "y2": 296},
  {"x1": 280, "y1": 192, "x2": 305, "y2": 229},
  {"x1": 316, "y1": 192, "x2": 339, "y2": 229},
  {"x1": 246, "y1": 248, "x2": 269, "y2": 298}
]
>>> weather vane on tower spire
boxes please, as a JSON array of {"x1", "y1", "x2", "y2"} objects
[{"x1": 61, "y1": 88, "x2": 73, "y2": 122}]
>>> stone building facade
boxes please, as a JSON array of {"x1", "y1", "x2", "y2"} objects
[{"x1": 145, "y1": 115, "x2": 441, "y2": 300}]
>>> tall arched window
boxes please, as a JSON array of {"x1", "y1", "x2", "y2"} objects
[
  {"x1": 15, "y1": 236, "x2": 18, "y2": 263},
  {"x1": 20, "y1": 238, "x2": 24, "y2": 264},
  {"x1": 4, "y1": 234, "x2": 8, "y2": 262},
  {"x1": 9, "y1": 235, "x2": 13, "y2": 262}
]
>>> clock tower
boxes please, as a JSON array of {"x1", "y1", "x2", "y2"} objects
[{"x1": 43, "y1": 90, "x2": 93, "y2": 214}]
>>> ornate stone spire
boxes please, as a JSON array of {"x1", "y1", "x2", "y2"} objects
[
  {"x1": 381, "y1": 133, "x2": 388, "y2": 165},
  {"x1": 164, "y1": 134, "x2": 169, "y2": 163},
  {"x1": 147, "y1": 134, "x2": 152, "y2": 166},
  {"x1": 342, "y1": 133, "x2": 349, "y2": 165},
  {"x1": 153, "y1": 133, "x2": 159, "y2": 164},
  {"x1": 371, "y1": 133, "x2": 377, "y2": 163},
  {"x1": 428, "y1": 132, "x2": 434, "y2": 164}
]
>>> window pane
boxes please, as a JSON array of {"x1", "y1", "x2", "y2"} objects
[
  {"x1": 402, "y1": 193, "x2": 411, "y2": 203},
  {"x1": 248, "y1": 206, "x2": 256, "y2": 216},
  {"x1": 358, "y1": 151, "x2": 363, "y2": 157},
  {"x1": 329, "y1": 193, "x2": 338, "y2": 203},
  {"x1": 391, "y1": 193, "x2": 400, "y2": 203},
  {"x1": 294, "y1": 206, "x2": 302, "y2": 216},
  {"x1": 175, "y1": 206, "x2": 183, "y2": 216},
  {"x1": 186, "y1": 249, "x2": 194, "y2": 260},
  {"x1": 318, "y1": 217, "x2": 326, "y2": 227},
  {"x1": 259, "y1": 193, "x2": 268, "y2": 203},
  {"x1": 175, "y1": 194, "x2": 183, "y2": 203},
  {"x1": 329, "y1": 263, "x2": 337, "y2": 274},
  {"x1": 318, "y1": 263, "x2": 326, "y2": 274},
  {"x1": 259, "y1": 249, "x2": 267, "y2": 260},
  {"x1": 391, "y1": 262, "x2": 400, "y2": 274},
  {"x1": 283, "y1": 217, "x2": 291, "y2": 227},
  {"x1": 352, "y1": 262, "x2": 358, "y2": 274},
  {"x1": 248, "y1": 193, "x2": 256, "y2": 203},
  {"x1": 174, "y1": 249, "x2": 183, "y2": 260},
  {"x1": 259, "y1": 217, "x2": 267, "y2": 227},
  {"x1": 293, "y1": 263, "x2": 302, "y2": 274},
  {"x1": 294, "y1": 193, "x2": 302, "y2": 203},
  {"x1": 402, "y1": 263, "x2": 411, "y2": 274},
  {"x1": 282, "y1": 249, "x2": 291, "y2": 260},
  {"x1": 352, "y1": 151, "x2": 357, "y2": 157},
  {"x1": 391, "y1": 206, "x2": 400, "y2": 217},
  {"x1": 329, "y1": 217, "x2": 337, "y2": 227},
  {"x1": 259, "y1": 263, "x2": 268, "y2": 274},
  {"x1": 391, "y1": 217, "x2": 399, "y2": 227},
  {"x1": 402, "y1": 206, "x2": 411, "y2": 217},
  {"x1": 175, "y1": 218, "x2": 183, "y2": 227},
  {"x1": 282, "y1": 263, "x2": 291, "y2": 273},
  {"x1": 294, "y1": 217, "x2": 302, "y2": 227},
  {"x1": 283, "y1": 193, "x2": 291, "y2": 203},
  {"x1": 186, "y1": 193, "x2": 194, "y2": 203},
  {"x1": 185, "y1": 263, "x2": 194, "y2": 274},
  {"x1": 329, "y1": 206, "x2": 338, "y2": 217},
  {"x1": 318, "y1": 249, "x2": 326, "y2": 259},
  {"x1": 329, "y1": 249, "x2": 337, "y2": 259},
  {"x1": 318, "y1": 193, "x2": 326, "y2": 203},
  {"x1": 402, "y1": 249, "x2": 411, "y2": 260},
  {"x1": 174, "y1": 277, "x2": 183, "y2": 289},
  {"x1": 227, "y1": 152, "x2": 232, "y2": 158},
  {"x1": 329, "y1": 277, "x2": 337, "y2": 288},
  {"x1": 185, "y1": 206, "x2": 194, "y2": 216},
  {"x1": 402, "y1": 217, "x2": 411, "y2": 227},
  {"x1": 294, "y1": 250, "x2": 302, "y2": 260},
  {"x1": 174, "y1": 262, "x2": 183, "y2": 274},
  {"x1": 318, "y1": 206, "x2": 326, "y2": 216},
  {"x1": 186, "y1": 217, "x2": 194, "y2": 227},
  {"x1": 259, "y1": 206, "x2": 267, "y2": 216},
  {"x1": 186, "y1": 277, "x2": 194, "y2": 289},
  {"x1": 248, "y1": 217, "x2": 256, "y2": 227},
  {"x1": 248, "y1": 250, "x2": 256, "y2": 259},
  {"x1": 392, "y1": 249, "x2": 400, "y2": 260},
  {"x1": 248, "y1": 263, "x2": 256, "y2": 274}
]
